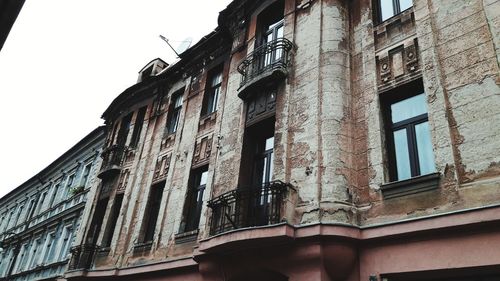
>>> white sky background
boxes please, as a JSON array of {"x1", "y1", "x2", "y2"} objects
[{"x1": 0, "y1": 0, "x2": 233, "y2": 198}]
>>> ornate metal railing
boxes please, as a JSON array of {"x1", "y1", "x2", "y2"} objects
[
  {"x1": 68, "y1": 244, "x2": 99, "y2": 270},
  {"x1": 237, "y1": 38, "x2": 294, "y2": 91},
  {"x1": 98, "y1": 145, "x2": 126, "y2": 178},
  {"x1": 207, "y1": 181, "x2": 293, "y2": 236}
]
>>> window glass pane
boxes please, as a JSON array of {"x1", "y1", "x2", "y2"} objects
[
  {"x1": 174, "y1": 95, "x2": 183, "y2": 108},
  {"x1": 265, "y1": 137, "x2": 274, "y2": 151},
  {"x1": 268, "y1": 19, "x2": 283, "y2": 32},
  {"x1": 394, "y1": 129, "x2": 411, "y2": 180},
  {"x1": 400, "y1": 0, "x2": 413, "y2": 11},
  {"x1": 200, "y1": 171, "x2": 208, "y2": 186},
  {"x1": 415, "y1": 121, "x2": 436, "y2": 175},
  {"x1": 211, "y1": 72, "x2": 222, "y2": 87},
  {"x1": 261, "y1": 158, "x2": 268, "y2": 184},
  {"x1": 269, "y1": 152, "x2": 274, "y2": 182},
  {"x1": 380, "y1": 0, "x2": 395, "y2": 21},
  {"x1": 391, "y1": 93, "x2": 427, "y2": 123},
  {"x1": 277, "y1": 25, "x2": 284, "y2": 39}
]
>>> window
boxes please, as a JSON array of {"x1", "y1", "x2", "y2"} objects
[
  {"x1": 12, "y1": 203, "x2": 24, "y2": 227},
  {"x1": 140, "y1": 181, "x2": 164, "y2": 243},
  {"x1": 377, "y1": 0, "x2": 413, "y2": 22},
  {"x1": 202, "y1": 69, "x2": 223, "y2": 116},
  {"x1": 258, "y1": 0, "x2": 284, "y2": 68},
  {"x1": 14, "y1": 243, "x2": 28, "y2": 273},
  {"x1": 49, "y1": 182, "x2": 61, "y2": 207},
  {"x1": 42, "y1": 232, "x2": 56, "y2": 264},
  {"x1": 80, "y1": 164, "x2": 92, "y2": 187},
  {"x1": 5, "y1": 209, "x2": 14, "y2": 230},
  {"x1": 59, "y1": 225, "x2": 73, "y2": 261},
  {"x1": 28, "y1": 238, "x2": 42, "y2": 269},
  {"x1": 64, "y1": 173, "x2": 75, "y2": 198},
  {"x1": 180, "y1": 166, "x2": 208, "y2": 233},
  {"x1": 102, "y1": 194, "x2": 124, "y2": 247},
  {"x1": 0, "y1": 214, "x2": 5, "y2": 233},
  {"x1": 166, "y1": 91, "x2": 183, "y2": 134},
  {"x1": 37, "y1": 191, "x2": 47, "y2": 214},
  {"x1": 384, "y1": 82, "x2": 435, "y2": 181},
  {"x1": 129, "y1": 106, "x2": 147, "y2": 148},
  {"x1": 239, "y1": 114, "x2": 276, "y2": 187},
  {"x1": 117, "y1": 113, "x2": 133, "y2": 146},
  {"x1": 86, "y1": 198, "x2": 109, "y2": 245},
  {"x1": 25, "y1": 197, "x2": 37, "y2": 222}
]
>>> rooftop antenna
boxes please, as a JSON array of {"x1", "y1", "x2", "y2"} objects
[
  {"x1": 159, "y1": 35, "x2": 192, "y2": 58},
  {"x1": 176, "y1": 37, "x2": 193, "y2": 54}
]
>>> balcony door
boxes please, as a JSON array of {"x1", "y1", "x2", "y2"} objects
[
  {"x1": 262, "y1": 19, "x2": 284, "y2": 68},
  {"x1": 257, "y1": 0, "x2": 285, "y2": 70},
  {"x1": 251, "y1": 133, "x2": 275, "y2": 226}
]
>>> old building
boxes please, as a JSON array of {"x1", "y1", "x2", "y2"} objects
[
  {"x1": 0, "y1": 127, "x2": 105, "y2": 281},
  {"x1": 66, "y1": 0, "x2": 500, "y2": 281}
]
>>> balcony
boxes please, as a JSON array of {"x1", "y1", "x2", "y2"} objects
[
  {"x1": 98, "y1": 145, "x2": 125, "y2": 179},
  {"x1": 68, "y1": 244, "x2": 99, "y2": 271},
  {"x1": 237, "y1": 38, "x2": 294, "y2": 99},
  {"x1": 207, "y1": 181, "x2": 294, "y2": 236}
]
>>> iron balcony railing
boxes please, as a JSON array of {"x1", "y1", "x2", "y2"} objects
[
  {"x1": 207, "y1": 180, "x2": 293, "y2": 236},
  {"x1": 237, "y1": 38, "x2": 294, "y2": 90},
  {"x1": 98, "y1": 144, "x2": 125, "y2": 178},
  {"x1": 68, "y1": 244, "x2": 99, "y2": 270}
]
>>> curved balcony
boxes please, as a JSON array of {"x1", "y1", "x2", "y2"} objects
[
  {"x1": 97, "y1": 145, "x2": 125, "y2": 179},
  {"x1": 237, "y1": 38, "x2": 294, "y2": 99},
  {"x1": 207, "y1": 181, "x2": 294, "y2": 236}
]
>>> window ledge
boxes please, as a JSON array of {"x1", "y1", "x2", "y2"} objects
[
  {"x1": 381, "y1": 172, "x2": 440, "y2": 199},
  {"x1": 132, "y1": 241, "x2": 152, "y2": 256},
  {"x1": 199, "y1": 111, "x2": 217, "y2": 126},
  {"x1": 374, "y1": 7, "x2": 413, "y2": 30},
  {"x1": 174, "y1": 229, "x2": 199, "y2": 244}
]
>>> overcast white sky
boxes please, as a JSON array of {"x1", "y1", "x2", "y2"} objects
[{"x1": 0, "y1": 0, "x2": 233, "y2": 198}]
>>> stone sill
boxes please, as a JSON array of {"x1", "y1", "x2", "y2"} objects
[
  {"x1": 374, "y1": 7, "x2": 414, "y2": 31},
  {"x1": 132, "y1": 242, "x2": 152, "y2": 256},
  {"x1": 175, "y1": 229, "x2": 199, "y2": 244},
  {"x1": 380, "y1": 172, "x2": 440, "y2": 199},
  {"x1": 199, "y1": 111, "x2": 217, "y2": 126}
]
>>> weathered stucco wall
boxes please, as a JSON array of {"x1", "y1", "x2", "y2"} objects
[{"x1": 78, "y1": 0, "x2": 500, "y2": 277}]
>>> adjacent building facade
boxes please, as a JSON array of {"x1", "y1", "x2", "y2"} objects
[
  {"x1": 2, "y1": 0, "x2": 499, "y2": 280},
  {"x1": 0, "y1": 127, "x2": 105, "y2": 281},
  {"x1": 0, "y1": 0, "x2": 25, "y2": 51}
]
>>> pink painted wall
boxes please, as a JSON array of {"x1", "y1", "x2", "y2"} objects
[{"x1": 359, "y1": 230, "x2": 500, "y2": 280}]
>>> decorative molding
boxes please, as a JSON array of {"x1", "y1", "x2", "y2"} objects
[
  {"x1": 192, "y1": 136, "x2": 213, "y2": 168},
  {"x1": 152, "y1": 154, "x2": 171, "y2": 184}
]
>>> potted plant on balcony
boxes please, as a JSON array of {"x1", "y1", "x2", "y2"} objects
[{"x1": 70, "y1": 185, "x2": 85, "y2": 196}]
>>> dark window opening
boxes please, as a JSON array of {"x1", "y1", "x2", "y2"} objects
[
  {"x1": 239, "y1": 116, "x2": 275, "y2": 188},
  {"x1": 201, "y1": 67, "x2": 223, "y2": 117},
  {"x1": 86, "y1": 198, "x2": 109, "y2": 245},
  {"x1": 166, "y1": 90, "x2": 183, "y2": 135},
  {"x1": 108, "y1": 123, "x2": 119, "y2": 147},
  {"x1": 180, "y1": 166, "x2": 208, "y2": 233},
  {"x1": 102, "y1": 194, "x2": 124, "y2": 247},
  {"x1": 129, "y1": 106, "x2": 147, "y2": 148},
  {"x1": 376, "y1": 0, "x2": 413, "y2": 22},
  {"x1": 117, "y1": 113, "x2": 133, "y2": 146},
  {"x1": 382, "y1": 79, "x2": 435, "y2": 182},
  {"x1": 140, "y1": 181, "x2": 165, "y2": 243}
]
